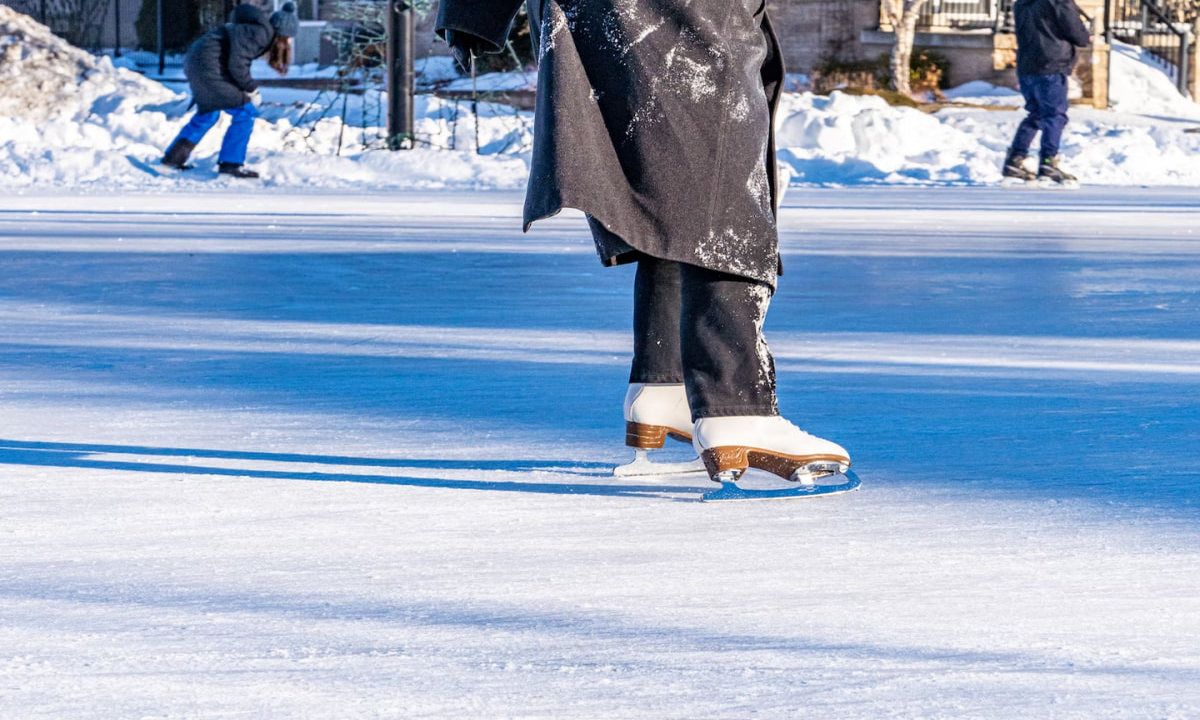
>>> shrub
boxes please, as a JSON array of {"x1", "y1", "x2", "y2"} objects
[{"x1": 812, "y1": 49, "x2": 951, "y2": 96}]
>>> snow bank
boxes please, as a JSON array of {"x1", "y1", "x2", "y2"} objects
[
  {"x1": 942, "y1": 80, "x2": 1023, "y2": 106},
  {"x1": 0, "y1": 7, "x2": 177, "y2": 125},
  {"x1": 775, "y1": 92, "x2": 999, "y2": 184},
  {"x1": 0, "y1": 7, "x2": 531, "y2": 190},
  {"x1": 776, "y1": 79, "x2": 1200, "y2": 186},
  {"x1": 5, "y1": 4, "x2": 1200, "y2": 190},
  {"x1": 1108, "y1": 40, "x2": 1200, "y2": 120}
]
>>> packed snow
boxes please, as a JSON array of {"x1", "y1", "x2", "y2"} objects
[
  {"x1": 5, "y1": 5, "x2": 1200, "y2": 190},
  {"x1": 2, "y1": 187, "x2": 1199, "y2": 718}
]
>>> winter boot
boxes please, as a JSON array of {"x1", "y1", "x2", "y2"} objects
[
  {"x1": 1001, "y1": 149, "x2": 1035, "y2": 182},
  {"x1": 1037, "y1": 155, "x2": 1077, "y2": 185},
  {"x1": 161, "y1": 138, "x2": 196, "y2": 170},
  {"x1": 693, "y1": 415, "x2": 850, "y2": 484},
  {"x1": 613, "y1": 383, "x2": 701, "y2": 477},
  {"x1": 218, "y1": 162, "x2": 260, "y2": 179},
  {"x1": 624, "y1": 383, "x2": 694, "y2": 449}
]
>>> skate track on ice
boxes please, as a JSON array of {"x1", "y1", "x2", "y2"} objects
[{"x1": 1, "y1": 187, "x2": 1198, "y2": 718}]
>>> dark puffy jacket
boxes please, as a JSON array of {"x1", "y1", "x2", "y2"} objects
[
  {"x1": 1014, "y1": 0, "x2": 1092, "y2": 76},
  {"x1": 184, "y1": 4, "x2": 275, "y2": 113}
]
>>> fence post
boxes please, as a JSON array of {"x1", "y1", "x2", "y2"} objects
[{"x1": 1180, "y1": 28, "x2": 1191, "y2": 97}]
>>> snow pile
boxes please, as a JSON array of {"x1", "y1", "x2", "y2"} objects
[
  {"x1": 775, "y1": 92, "x2": 999, "y2": 184},
  {"x1": 1108, "y1": 40, "x2": 1200, "y2": 120},
  {"x1": 0, "y1": 8, "x2": 531, "y2": 189},
  {"x1": 775, "y1": 77, "x2": 1200, "y2": 186},
  {"x1": 941, "y1": 80, "x2": 1023, "y2": 106},
  {"x1": 0, "y1": 6, "x2": 184, "y2": 183},
  {"x1": 0, "y1": 6, "x2": 176, "y2": 124},
  {"x1": 5, "y1": 3, "x2": 1200, "y2": 190}
]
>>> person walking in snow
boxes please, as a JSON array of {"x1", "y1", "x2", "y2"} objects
[
  {"x1": 1002, "y1": 0, "x2": 1092, "y2": 184},
  {"x1": 437, "y1": 1, "x2": 852, "y2": 491},
  {"x1": 160, "y1": 2, "x2": 300, "y2": 179}
]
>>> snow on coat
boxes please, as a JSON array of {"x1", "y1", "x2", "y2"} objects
[
  {"x1": 184, "y1": 4, "x2": 275, "y2": 114},
  {"x1": 437, "y1": 0, "x2": 786, "y2": 287}
]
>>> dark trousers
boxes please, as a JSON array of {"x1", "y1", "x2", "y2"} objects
[
  {"x1": 1011, "y1": 73, "x2": 1070, "y2": 160},
  {"x1": 629, "y1": 256, "x2": 779, "y2": 420}
]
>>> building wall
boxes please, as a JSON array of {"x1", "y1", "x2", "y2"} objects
[
  {"x1": 99, "y1": 0, "x2": 138, "y2": 48},
  {"x1": 0, "y1": 0, "x2": 138, "y2": 48},
  {"x1": 767, "y1": 0, "x2": 879, "y2": 75}
]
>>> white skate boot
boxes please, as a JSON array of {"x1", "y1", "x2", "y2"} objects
[
  {"x1": 613, "y1": 383, "x2": 705, "y2": 477},
  {"x1": 692, "y1": 416, "x2": 858, "y2": 501}
]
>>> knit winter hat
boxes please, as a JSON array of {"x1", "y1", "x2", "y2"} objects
[{"x1": 270, "y1": 2, "x2": 300, "y2": 38}]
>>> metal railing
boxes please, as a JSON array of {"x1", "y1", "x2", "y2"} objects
[
  {"x1": 917, "y1": 0, "x2": 1015, "y2": 31},
  {"x1": 1107, "y1": 0, "x2": 1192, "y2": 94}
]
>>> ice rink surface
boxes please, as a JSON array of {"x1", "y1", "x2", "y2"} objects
[{"x1": 1, "y1": 187, "x2": 1198, "y2": 718}]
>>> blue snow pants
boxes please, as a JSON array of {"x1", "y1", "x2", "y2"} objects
[
  {"x1": 171, "y1": 102, "x2": 259, "y2": 165},
  {"x1": 1011, "y1": 73, "x2": 1070, "y2": 160}
]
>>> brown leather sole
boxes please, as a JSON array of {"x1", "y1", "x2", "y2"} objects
[
  {"x1": 625, "y1": 421, "x2": 693, "y2": 449},
  {"x1": 701, "y1": 446, "x2": 850, "y2": 480}
]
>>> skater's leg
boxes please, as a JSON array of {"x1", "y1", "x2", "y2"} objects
[
  {"x1": 218, "y1": 102, "x2": 259, "y2": 166},
  {"x1": 680, "y1": 263, "x2": 850, "y2": 482},
  {"x1": 162, "y1": 111, "x2": 219, "y2": 168},
  {"x1": 630, "y1": 255, "x2": 684, "y2": 384},
  {"x1": 1035, "y1": 73, "x2": 1070, "y2": 161},
  {"x1": 622, "y1": 255, "x2": 693, "y2": 455},
  {"x1": 174, "y1": 110, "x2": 220, "y2": 145},
  {"x1": 1010, "y1": 75, "x2": 1044, "y2": 156},
  {"x1": 678, "y1": 263, "x2": 778, "y2": 420}
]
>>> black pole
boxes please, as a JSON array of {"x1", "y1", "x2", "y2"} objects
[
  {"x1": 157, "y1": 0, "x2": 165, "y2": 76},
  {"x1": 40, "y1": 0, "x2": 47, "y2": 24},
  {"x1": 386, "y1": 0, "x2": 415, "y2": 150},
  {"x1": 114, "y1": 0, "x2": 121, "y2": 57},
  {"x1": 1179, "y1": 30, "x2": 1189, "y2": 97}
]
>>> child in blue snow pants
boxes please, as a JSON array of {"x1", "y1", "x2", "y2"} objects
[{"x1": 160, "y1": 2, "x2": 299, "y2": 179}]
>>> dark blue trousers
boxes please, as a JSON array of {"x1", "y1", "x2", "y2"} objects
[
  {"x1": 1011, "y1": 73, "x2": 1070, "y2": 160},
  {"x1": 170, "y1": 102, "x2": 258, "y2": 165}
]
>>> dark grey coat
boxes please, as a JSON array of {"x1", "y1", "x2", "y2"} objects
[
  {"x1": 437, "y1": 0, "x2": 785, "y2": 287},
  {"x1": 184, "y1": 4, "x2": 275, "y2": 114},
  {"x1": 1014, "y1": 0, "x2": 1091, "y2": 76}
]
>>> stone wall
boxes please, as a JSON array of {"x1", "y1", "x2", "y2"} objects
[{"x1": 767, "y1": 0, "x2": 880, "y2": 74}]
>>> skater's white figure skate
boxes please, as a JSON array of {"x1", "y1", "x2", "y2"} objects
[
  {"x1": 612, "y1": 383, "x2": 705, "y2": 477},
  {"x1": 692, "y1": 415, "x2": 850, "y2": 485}
]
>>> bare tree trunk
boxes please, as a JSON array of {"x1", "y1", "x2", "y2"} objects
[{"x1": 884, "y1": 0, "x2": 932, "y2": 96}]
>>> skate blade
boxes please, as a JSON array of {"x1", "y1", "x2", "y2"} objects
[
  {"x1": 700, "y1": 470, "x2": 861, "y2": 502},
  {"x1": 1036, "y1": 177, "x2": 1079, "y2": 190},
  {"x1": 1000, "y1": 176, "x2": 1036, "y2": 188},
  {"x1": 613, "y1": 448, "x2": 706, "y2": 477},
  {"x1": 791, "y1": 460, "x2": 850, "y2": 484}
]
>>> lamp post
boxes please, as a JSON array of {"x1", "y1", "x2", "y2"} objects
[{"x1": 386, "y1": 0, "x2": 415, "y2": 150}]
